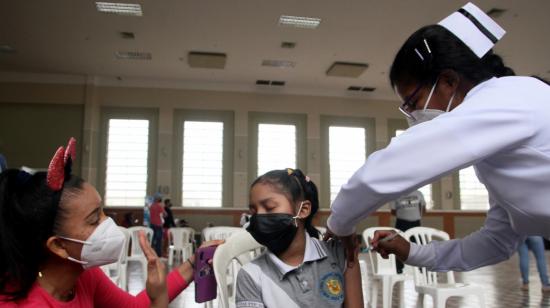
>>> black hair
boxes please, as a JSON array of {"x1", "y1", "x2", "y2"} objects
[
  {"x1": 390, "y1": 25, "x2": 515, "y2": 89},
  {"x1": 164, "y1": 198, "x2": 171, "y2": 204},
  {"x1": 0, "y1": 169, "x2": 84, "y2": 301},
  {"x1": 252, "y1": 169, "x2": 320, "y2": 239}
]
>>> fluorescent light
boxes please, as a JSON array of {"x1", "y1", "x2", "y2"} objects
[
  {"x1": 96, "y1": 2, "x2": 142, "y2": 16},
  {"x1": 115, "y1": 51, "x2": 152, "y2": 60},
  {"x1": 278, "y1": 15, "x2": 321, "y2": 29},
  {"x1": 261, "y1": 59, "x2": 296, "y2": 68}
]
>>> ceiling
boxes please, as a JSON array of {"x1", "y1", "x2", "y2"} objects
[{"x1": 1, "y1": 0, "x2": 549, "y2": 101}]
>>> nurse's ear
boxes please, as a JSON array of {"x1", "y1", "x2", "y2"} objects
[
  {"x1": 438, "y1": 69, "x2": 461, "y2": 95},
  {"x1": 46, "y1": 236, "x2": 71, "y2": 259}
]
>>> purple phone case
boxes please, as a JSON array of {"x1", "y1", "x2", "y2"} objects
[{"x1": 194, "y1": 245, "x2": 217, "y2": 303}]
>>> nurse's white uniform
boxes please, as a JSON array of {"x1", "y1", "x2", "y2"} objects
[{"x1": 328, "y1": 76, "x2": 550, "y2": 272}]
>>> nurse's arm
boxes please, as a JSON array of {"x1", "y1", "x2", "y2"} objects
[
  {"x1": 343, "y1": 257, "x2": 363, "y2": 308},
  {"x1": 406, "y1": 203, "x2": 523, "y2": 271}
]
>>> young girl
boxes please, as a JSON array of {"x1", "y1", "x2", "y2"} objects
[{"x1": 236, "y1": 168, "x2": 363, "y2": 308}]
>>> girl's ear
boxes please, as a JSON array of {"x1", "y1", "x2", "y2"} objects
[
  {"x1": 296, "y1": 201, "x2": 312, "y2": 219},
  {"x1": 46, "y1": 236, "x2": 70, "y2": 259}
]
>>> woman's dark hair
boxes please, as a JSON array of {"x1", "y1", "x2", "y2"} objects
[
  {"x1": 0, "y1": 169, "x2": 84, "y2": 301},
  {"x1": 252, "y1": 169, "x2": 320, "y2": 239},
  {"x1": 390, "y1": 25, "x2": 515, "y2": 89}
]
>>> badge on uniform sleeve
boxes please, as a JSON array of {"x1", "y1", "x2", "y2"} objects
[{"x1": 319, "y1": 272, "x2": 344, "y2": 303}]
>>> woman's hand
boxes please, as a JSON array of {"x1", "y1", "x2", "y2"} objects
[
  {"x1": 371, "y1": 230, "x2": 410, "y2": 261},
  {"x1": 138, "y1": 231, "x2": 168, "y2": 307},
  {"x1": 177, "y1": 239, "x2": 225, "y2": 283}
]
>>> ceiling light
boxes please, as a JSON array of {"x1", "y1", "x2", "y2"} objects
[
  {"x1": 327, "y1": 62, "x2": 369, "y2": 78},
  {"x1": 115, "y1": 51, "x2": 152, "y2": 60},
  {"x1": 278, "y1": 15, "x2": 321, "y2": 29},
  {"x1": 281, "y1": 41, "x2": 297, "y2": 49},
  {"x1": 262, "y1": 59, "x2": 296, "y2": 68},
  {"x1": 119, "y1": 31, "x2": 135, "y2": 39},
  {"x1": 256, "y1": 80, "x2": 270, "y2": 85},
  {"x1": 188, "y1": 52, "x2": 226, "y2": 69},
  {"x1": 96, "y1": 2, "x2": 143, "y2": 16}
]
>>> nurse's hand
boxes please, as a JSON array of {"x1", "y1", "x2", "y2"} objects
[
  {"x1": 324, "y1": 227, "x2": 360, "y2": 268},
  {"x1": 371, "y1": 230, "x2": 410, "y2": 262}
]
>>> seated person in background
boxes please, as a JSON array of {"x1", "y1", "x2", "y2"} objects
[{"x1": 236, "y1": 168, "x2": 363, "y2": 308}]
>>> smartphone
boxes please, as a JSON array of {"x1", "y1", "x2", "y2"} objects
[{"x1": 194, "y1": 245, "x2": 218, "y2": 303}]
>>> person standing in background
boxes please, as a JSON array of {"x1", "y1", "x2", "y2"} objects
[
  {"x1": 150, "y1": 194, "x2": 166, "y2": 256},
  {"x1": 517, "y1": 236, "x2": 550, "y2": 292},
  {"x1": 162, "y1": 199, "x2": 176, "y2": 258},
  {"x1": 390, "y1": 190, "x2": 426, "y2": 273}
]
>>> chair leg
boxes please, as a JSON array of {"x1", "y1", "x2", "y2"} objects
[
  {"x1": 398, "y1": 281, "x2": 405, "y2": 308},
  {"x1": 382, "y1": 278, "x2": 391, "y2": 308},
  {"x1": 168, "y1": 248, "x2": 174, "y2": 267},
  {"x1": 416, "y1": 293, "x2": 424, "y2": 308},
  {"x1": 434, "y1": 294, "x2": 447, "y2": 308},
  {"x1": 370, "y1": 282, "x2": 378, "y2": 308}
]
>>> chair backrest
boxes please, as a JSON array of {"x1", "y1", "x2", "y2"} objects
[
  {"x1": 362, "y1": 227, "x2": 400, "y2": 276},
  {"x1": 203, "y1": 226, "x2": 243, "y2": 241},
  {"x1": 213, "y1": 231, "x2": 264, "y2": 308},
  {"x1": 181, "y1": 227, "x2": 196, "y2": 242},
  {"x1": 168, "y1": 227, "x2": 192, "y2": 249},
  {"x1": 128, "y1": 226, "x2": 153, "y2": 256},
  {"x1": 403, "y1": 227, "x2": 455, "y2": 286},
  {"x1": 118, "y1": 226, "x2": 131, "y2": 264}
]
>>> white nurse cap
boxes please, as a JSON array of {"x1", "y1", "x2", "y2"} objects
[{"x1": 438, "y1": 2, "x2": 506, "y2": 58}]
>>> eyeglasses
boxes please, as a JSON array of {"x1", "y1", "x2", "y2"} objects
[{"x1": 398, "y1": 83, "x2": 423, "y2": 118}]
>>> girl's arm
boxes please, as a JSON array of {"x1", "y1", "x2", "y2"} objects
[{"x1": 343, "y1": 240, "x2": 364, "y2": 308}]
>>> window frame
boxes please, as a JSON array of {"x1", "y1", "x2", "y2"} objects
[
  {"x1": 320, "y1": 115, "x2": 376, "y2": 208},
  {"x1": 172, "y1": 109, "x2": 234, "y2": 208},
  {"x1": 248, "y1": 112, "x2": 307, "y2": 184},
  {"x1": 455, "y1": 167, "x2": 490, "y2": 210},
  {"x1": 98, "y1": 107, "x2": 158, "y2": 207}
]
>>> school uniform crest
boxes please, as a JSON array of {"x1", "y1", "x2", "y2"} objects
[{"x1": 319, "y1": 272, "x2": 344, "y2": 303}]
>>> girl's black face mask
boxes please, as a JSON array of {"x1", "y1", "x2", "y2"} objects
[{"x1": 246, "y1": 203, "x2": 303, "y2": 254}]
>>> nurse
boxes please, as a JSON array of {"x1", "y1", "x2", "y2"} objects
[{"x1": 326, "y1": 2, "x2": 550, "y2": 272}]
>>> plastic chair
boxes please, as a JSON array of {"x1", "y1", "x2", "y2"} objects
[
  {"x1": 100, "y1": 226, "x2": 131, "y2": 290},
  {"x1": 213, "y1": 231, "x2": 264, "y2": 308},
  {"x1": 315, "y1": 226, "x2": 327, "y2": 239},
  {"x1": 363, "y1": 227, "x2": 407, "y2": 308},
  {"x1": 202, "y1": 226, "x2": 243, "y2": 241},
  {"x1": 168, "y1": 227, "x2": 194, "y2": 267},
  {"x1": 404, "y1": 227, "x2": 486, "y2": 307},
  {"x1": 127, "y1": 226, "x2": 153, "y2": 282}
]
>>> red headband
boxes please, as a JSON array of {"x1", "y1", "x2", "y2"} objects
[{"x1": 46, "y1": 137, "x2": 76, "y2": 191}]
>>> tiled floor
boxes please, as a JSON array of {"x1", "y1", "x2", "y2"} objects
[{"x1": 127, "y1": 251, "x2": 550, "y2": 307}]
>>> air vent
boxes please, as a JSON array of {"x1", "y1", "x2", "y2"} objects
[
  {"x1": 281, "y1": 41, "x2": 296, "y2": 49},
  {"x1": 188, "y1": 52, "x2": 226, "y2": 69},
  {"x1": 119, "y1": 31, "x2": 135, "y2": 39},
  {"x1": 0, "y1": 45, "x2": 16, "y2": 54},
  {"x1": 486, "y1": 8, "x2": 507, "y2": 18},
  {"x1": 256, "y1": 80, "x2": 286, "y2": 87},
  {"x1": 95, "y1": 2, "x2": 143, "y2": 16},
  {"x1": 115, "y1": 51, "x2": 152, "y2": 60},
  {"x1": 278, "y1": 15, "x2": 321, "y2": 29},
  {"x1": 327, "y1": 62, "x2": 369, "y2": 78},
  {"x1": 262, "y1": 59, "x2": 296, "y2": 68},
  {"x1": 347, "y1": 86, "x2": 376, "y2": 92},
  {"x1": 361, "y1": 87, "x2": 376, "y2": 92}
]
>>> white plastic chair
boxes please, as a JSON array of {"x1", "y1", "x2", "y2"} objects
[
  {"x1": 404, "y1": 227, "x2": 486, "y2": 307},
  {"x1": 213, "y1": 231, "x2": 264, "y2": 308},
  {"x1": 315, "y1": 226, "x2": 327, "y2": 239},
  {"x1": 100, "y1": 226, "x2": 131, "y2": 290},
  {"x1": 363, "y1": 227, "x2": 407, "y2": 308},
  {"x1": 202, "y1": 226, "x2": 243, "y2": 241},
  {"x1": 168, "y1": 227, "x2": 194, "y2": 267},
  {"x1": 127, "y1": 226, "x2": 154, "y2": 282}
]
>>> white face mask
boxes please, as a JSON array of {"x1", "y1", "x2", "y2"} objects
[
  {"x1": 407, "y1": 80, "x2": 455, "y2": 127},
  {"x1": 59, "y1": 217, "x2": 125, "y2": 269}
]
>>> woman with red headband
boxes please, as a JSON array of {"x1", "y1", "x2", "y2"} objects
[{"x1": 0, "y1": 138, "x2": 222, "y2": 307}]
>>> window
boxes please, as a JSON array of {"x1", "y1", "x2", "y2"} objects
[
  {"x1": 459, "y1": 166, "x2": 489, "y2": 210},
  {"x1": 257, "y1": 123, "x2": 296, "y2": 176},
  {"x1": 182, "y1": 121, "x2": 224, "y2": 207},
  {"x1": 105, "y1": 119, "x2": 149, "y2": 206},
  {"x1": 328, "y1": 126, "x2": 366, "y2": 203},
  {"x1": 395, "y1": 129, "x2": 433, "y2": 209}
]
